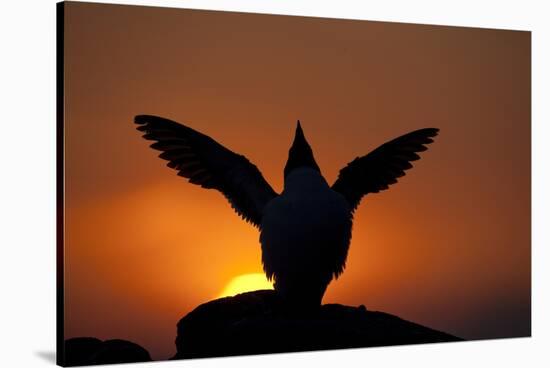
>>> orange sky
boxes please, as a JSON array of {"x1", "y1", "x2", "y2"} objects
[{"x1": 63, "y1": 2, "x2": 531, "y2": 360}]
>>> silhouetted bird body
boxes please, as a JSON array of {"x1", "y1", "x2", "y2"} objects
[
  {"x1": 135, "y1": 115, "x2": 438, "y2": 307},
  {"x1": 260, "y1": 166, "x2": 352, "y2": 306}
]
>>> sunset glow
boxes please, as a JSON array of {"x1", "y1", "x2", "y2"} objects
[
  {"x1": 63, "y1": 2, "x2": 530, "y2": 361},
  {"x1": 218, "y1": 273, "x2": 274, "y2": 298}
]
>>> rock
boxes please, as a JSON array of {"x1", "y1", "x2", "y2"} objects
[
  {"x1": 173, "y1": 290, "x2": 461, "y2": 359},
  {"x1": 64, "y1": 337, "x2": 102, "y2": 366},
  {"x1": 64, "y1": 337, "x2": 151, "y2": 366}
]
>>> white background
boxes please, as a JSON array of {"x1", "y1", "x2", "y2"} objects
[{"x1": 0, "y1": 0, "x2": 548, "y2": 367}]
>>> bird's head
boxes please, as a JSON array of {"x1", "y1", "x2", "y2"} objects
[{"x1": 284, "y1": 120, "x2": 320, "y2": 178}]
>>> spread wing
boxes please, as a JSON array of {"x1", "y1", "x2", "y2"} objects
[
  {"x1": 135, "y1": 115, "x2": 278, "y2": 227},
  {"x1": 331, "y1": 128, "x2": 439, "y2": 212}
]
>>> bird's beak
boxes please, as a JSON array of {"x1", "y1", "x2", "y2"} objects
[{"x1": 284, "y1": 120, "x2": 320, "y2": 178}]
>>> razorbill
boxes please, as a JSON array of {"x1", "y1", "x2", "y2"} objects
[{"x1": 135, "y1": 115, "x2": 438, "y2": 307}]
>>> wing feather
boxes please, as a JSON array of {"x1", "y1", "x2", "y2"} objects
[
  {"x1": 135, "y1": 115, "x2": 278, "y2": 227},
  {"x1": 332, "y1": 128, "x2": 439, "y2": 212}
]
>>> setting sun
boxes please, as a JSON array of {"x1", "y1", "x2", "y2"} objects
[{"x1": 218, "y1": 273, "x2": 274, "y2": 298}]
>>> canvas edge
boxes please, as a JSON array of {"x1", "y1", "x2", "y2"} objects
[{"x1": 56, "y1": 1, "x2": 66, "y2": 366}]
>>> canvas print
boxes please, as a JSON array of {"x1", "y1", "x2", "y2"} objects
[{"x1": 57, "y1": 1, "x2": 531, "y2": 366}]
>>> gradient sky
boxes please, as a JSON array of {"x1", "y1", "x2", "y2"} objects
[{"x1": 63, "y1": 2, "x2": 531, "y2": 360}]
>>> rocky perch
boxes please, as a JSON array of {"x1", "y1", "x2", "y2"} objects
[
  {"x1": 63, "y1": 337, "x2": 151, "y2": 366},
  {"x1": 174, "y1": 289, "x2": 462, "y2": 359}
]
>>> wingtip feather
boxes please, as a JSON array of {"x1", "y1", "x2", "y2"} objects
[
  {"x1": 134, "y1": 114, "x2": 167, "y2": 125},
  {"x1": 426, "y1": 127, "x2": 440, "y2": 137},
  {"x1": 134, "y1": 115, "x2": 148, "y2": 125}
]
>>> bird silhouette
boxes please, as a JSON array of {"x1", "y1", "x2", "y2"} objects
[{"x1": 135, "y1": 115, "x2": 438, "y2": 308}]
